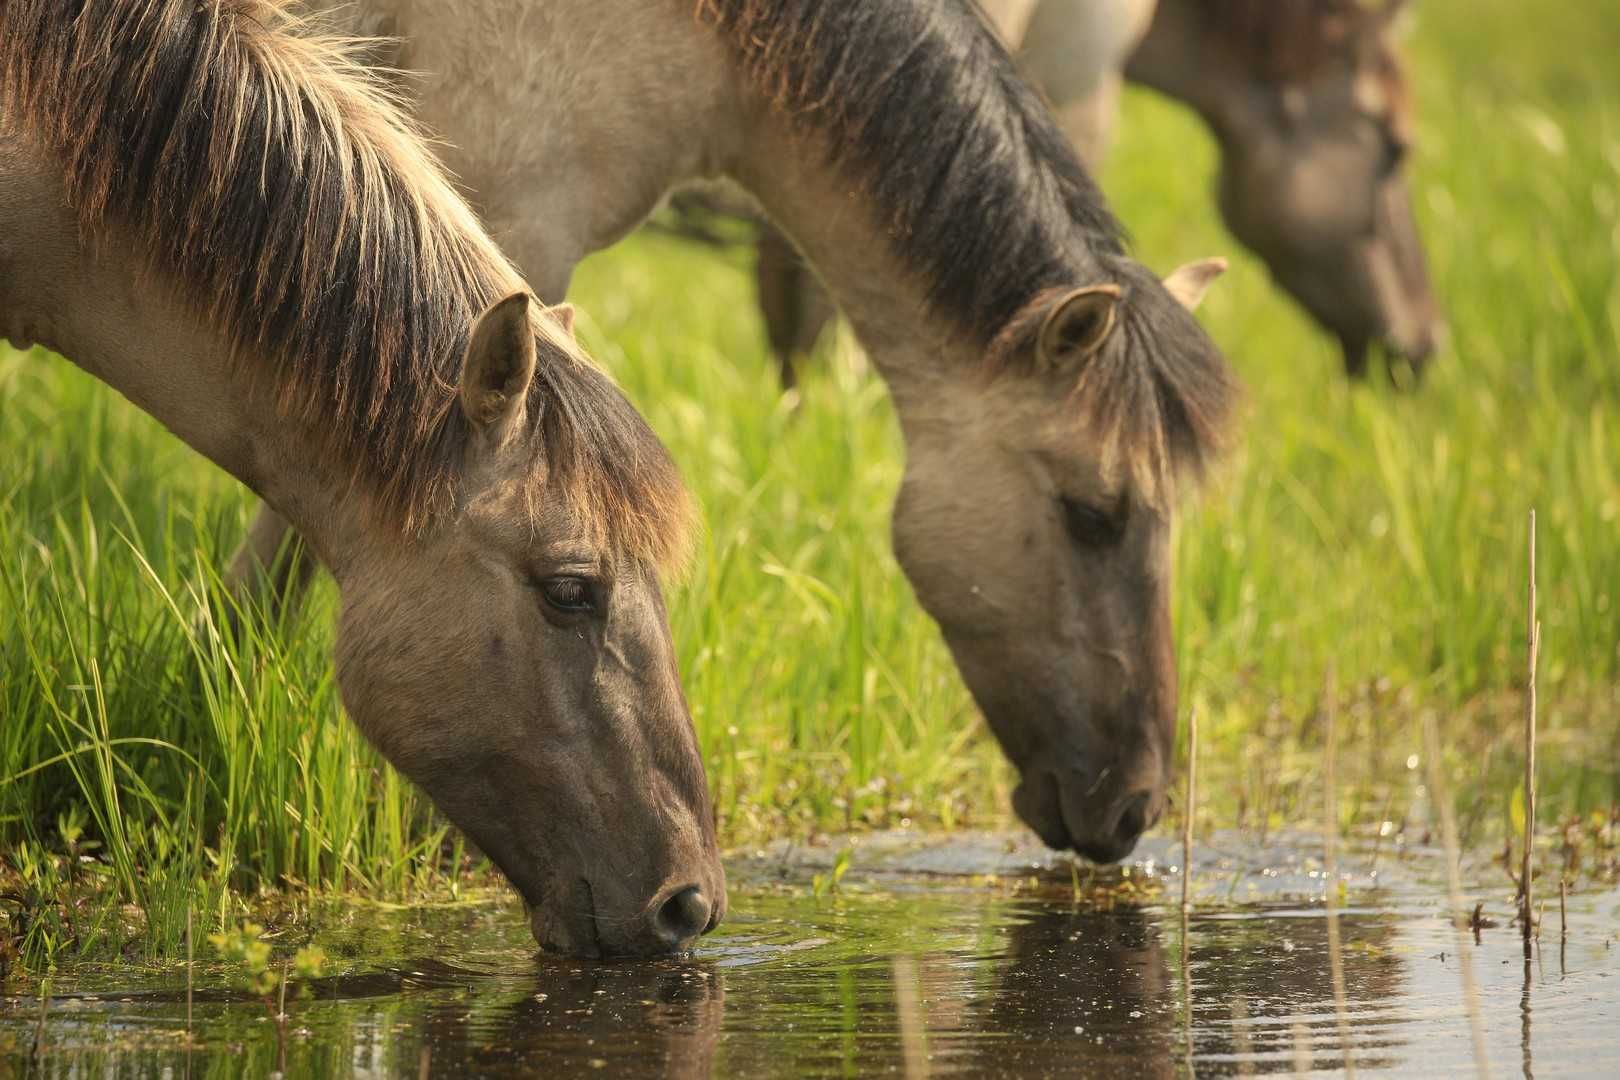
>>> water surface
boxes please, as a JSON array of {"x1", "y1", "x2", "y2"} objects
[{"x1": 3, "y1": 831, "x2": 1616, "y2": 1077}]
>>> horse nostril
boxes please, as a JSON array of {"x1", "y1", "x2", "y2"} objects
[
  {"x1": 653, "y1": 886, "x2": 711, "y2": 947},
  {"x1": 1115, "y1": 792, "x2": 1152, "y2": 847}
]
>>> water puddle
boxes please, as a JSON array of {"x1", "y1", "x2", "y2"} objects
[{"x1": 3, "y1": 831, "x2": 1617, "y2": 1076}]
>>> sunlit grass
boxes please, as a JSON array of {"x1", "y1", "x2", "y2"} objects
[{"x1": 2, "y1": 0, "x2": 1616, "y2": 965}]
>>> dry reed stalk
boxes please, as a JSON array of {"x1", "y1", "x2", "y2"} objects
[
  {"x1": 1183, "y1": 709, "x2": 1198, "y2": 915},
  {"x1": 1521, "y1": 510, "x2": 1540, "y2": 953},
  {"x1": 891, "y1": 955, "x2": 931, "y2": 1079},
  {"x1": 1559, "y1": 877, "x2": 1569, "y2": 975},
  {"x1": 1290, "y1": 1020, "x2": 1312, "y2": 1077},
  {"x1": 33, "y1": 978, "x2": 48, "y2": 1060},
  {"x1": 1322, "y1": 666, "x2": 1355, "y2": 1077},
  {"x1": 186, "y1": 905, "x2": 194, "y2": 1038},
  {"x1": 1424, "y1": 713, "x2": 1492, "y2": 1079},
  {"x1": 1181, "y1": 931, "x2": 1195, "y2": 1079},
  {"x1": 1181, "y1": 709, "x2": 1199, "y2": 1076}
]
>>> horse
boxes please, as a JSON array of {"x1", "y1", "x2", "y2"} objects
[
  {"x1": 273, "y1": 0, "x2": 1241, "y2": 863},
  {"x1": 758, "y1": 0, "x2": 1443, "y2": 382},
  {"x1": 0, "y1": 0, "x2": 723, "y2": 958},
  {"x1": 1019, "y1": 0, "x2": 1444, "y2": 377}
]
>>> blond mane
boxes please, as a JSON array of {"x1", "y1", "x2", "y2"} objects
[{"x1": 0, "y1": 0, "x2": 689, "y2": 565}]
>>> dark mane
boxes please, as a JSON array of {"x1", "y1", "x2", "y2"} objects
[
  {"x1": 0, "y1": 0, "x2": 689, "y2": 563},
  {"x1": 698, "y1": 0, "x2": 1126, "y2": 339},
  {"x1": 696, "y1": 0, "x2": 1235, "y2": 497}
]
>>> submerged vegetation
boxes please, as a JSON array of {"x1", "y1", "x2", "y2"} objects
[{"x1": 2, "y1": 0, "x2": 1617, "y2": 967}]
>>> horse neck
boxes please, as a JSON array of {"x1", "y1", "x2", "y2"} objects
[
  {"x1": 0, "y1": 137, "x2": 371, "y2": 579},
  {"x1": 1125, "y1": 0, "x2": 1255, "y2": 141},
  {"x1": 726, "y1": 118, "x2": 960, "y2": 401}
]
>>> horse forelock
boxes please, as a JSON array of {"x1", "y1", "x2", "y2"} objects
[
  {"x1": 0, "y1": 0, "x2": 689, "y2": 567},
  {"x1": 986, "y1": 260, "x2": 1240, "y2": 508}
]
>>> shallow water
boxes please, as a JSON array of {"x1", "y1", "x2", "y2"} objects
[{"x1": 3, "y1": 831, "x2": 1617, "y2": 1077}]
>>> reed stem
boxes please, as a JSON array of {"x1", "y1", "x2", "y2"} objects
[
  {"x1": 185, "y1": 904, "x2": 193, "y2": 1037},
  {"x1": 1521, "y1": 510, "x2": 1539, "y2": 953},
  {"x1": 1182, "y1": 709, "x2": 1197, "y2": 915},
  {"x1": 1559, "y1": 877, "x2": 1568, "y2": 972},
  {"x1": 1181, "y1": 709, "x2": 1199, "y2": 1075},
  {"x1": 1322, "y1": 667, "x2": 1355, "y2": 1077},
  {"x1": 1425, "y1": 713, "x2": 1491, "y2": 1079}
]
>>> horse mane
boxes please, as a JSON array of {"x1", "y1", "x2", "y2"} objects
[
  {"x1": 695, "y1": 0, "x2": 1235, "y2": 500},
  {"x1": 0, "y1": 0, "x2": 690, "y2": 565}
]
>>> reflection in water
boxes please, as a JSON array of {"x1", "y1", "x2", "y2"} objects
[
  {"x1": 3, "y1": 839, "x2": 1618, "y2": 1077},
  {"x1": 1523, "y1": 953, "x2": 1535, "y2": 1080},
  {"x1": 401, "y1": 960, "x2": 724, "y2": 1077}
]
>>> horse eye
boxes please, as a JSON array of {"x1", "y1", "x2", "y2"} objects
[
  {"x1": 536, "y1": 576, "x2": 595, "y2": 614},
  {"x1": 1382, "y1": 132, "x2": 1408, "y2": 175},
  {"x1": 1061, "y1": 497, "x2": 1127, "y2": 548}
]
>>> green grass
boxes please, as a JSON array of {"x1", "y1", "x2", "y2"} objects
[{"x1": 2, "y1": 0, "x2": 1617, "y2": 966}]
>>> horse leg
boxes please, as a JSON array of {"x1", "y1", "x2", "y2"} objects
[
  {"x1": 755, "y1": 224, "x2": 805, "y2": 392},
  {"x1": 755, "y1": 224, "x2": 835, "y2": 393},
  {"x1": 225, "y1": 506, "x2": 318, "y2": 624}
]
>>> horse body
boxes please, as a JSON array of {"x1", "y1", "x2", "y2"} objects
[
  {"x1": 291, "y1": 0, "x2": 1237, "y2": 861},
  {"x1": 0, "y1": 0, "x2": 722, "y2": 957},
  {"x1": 978, "y1": 0, "x2": 1156, "y2": 163},
  {"x1": 316, "y1": 0, "x2": 738, "y2": 300}
]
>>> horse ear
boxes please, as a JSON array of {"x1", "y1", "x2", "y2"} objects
[
  {"x1": 1038, "y1": 285, "x2": 1122, "y2": 370},
  {"x1": 1162, "y1": 257, "x2": 1227, "y2": 312},
  {"x1": 547, "y1": 302, "x2": 577, "y2": 340},
  {"x1": 460, "y1": 291, "x2": 536, "y2": 430}
]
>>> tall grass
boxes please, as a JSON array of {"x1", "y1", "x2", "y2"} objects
[{"x1": 2, "y1": 0, "x2": 1616, "y2": 963}]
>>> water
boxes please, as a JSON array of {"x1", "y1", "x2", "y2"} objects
[{"x1": 4, "y1": 831, "x2": 1617, "y2": 1077}]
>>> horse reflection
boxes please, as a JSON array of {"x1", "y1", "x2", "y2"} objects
[
  {"x1": 908, "y1": 899, "x2": 1407, "y2": 1075},
  {"x1": 323, "y1": 958, "x2": 725, "y2": 1077}
]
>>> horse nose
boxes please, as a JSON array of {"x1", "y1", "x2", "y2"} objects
[
  {"x1": 652, "y1": 885, "x2": 713, "y2": 949},
  {"x1": 1113, "y1": 791, "x2": 1153, "y2": 850},
  {"x1": 1071, "y1": 790, "x2": 1156, "y2": 865}
]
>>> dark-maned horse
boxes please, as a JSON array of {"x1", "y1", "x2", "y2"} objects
[
  {"x1": 263, "y1": 0, "x2": 1241, "y2": 863},
  {"x1": 0, "y1": 0, "x2": 722, "y2": 957},
  {"x1": 760, "y1": 0, "x2": 1442, "y2": 381},
  {"x1": 1124, "y1": 0, "x2": 1442, "y2": 376}
]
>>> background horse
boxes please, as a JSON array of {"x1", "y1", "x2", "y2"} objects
[
  {"x1": 271, "y1": 0, "x2": 1240, "y2": 862},
  {"x1": 757, "y1": 0, "x2": 1441, "y2": 383},
  {"x1": 0, "y1": 0, "x2": 721, "y2": 957}
]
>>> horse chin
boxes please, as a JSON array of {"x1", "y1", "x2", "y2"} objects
[
  {"x1": 526, "y1": 879, "x2": 603, "y2": 960},
  {"x1": 1011, "y1": 770, "x2": 1075, "y2": 852}
]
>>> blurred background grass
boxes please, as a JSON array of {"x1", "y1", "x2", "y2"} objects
[{"x1": 2, "y1": 0, "x2": 1616, "y2": 962}]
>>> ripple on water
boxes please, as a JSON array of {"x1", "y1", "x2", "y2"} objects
[{"x1": 3, "y1": 832, "x2": 1617, "y2": 1077}]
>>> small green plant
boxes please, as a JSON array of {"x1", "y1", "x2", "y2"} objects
[
  {"x1": 209, "y1": 921, "x2": 277, "y2": 998},
  {"x1": 209, "y1": 921, "x2": 326, "y2": 1011},
  {"x1": 811, "y1": 847, "x2": 853, "y2": 900},
  {"x1": 292, "y1": 944, "x2": 327, "y2": 983}
]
